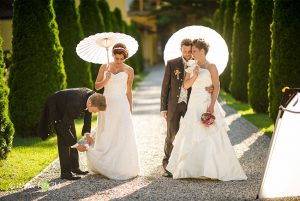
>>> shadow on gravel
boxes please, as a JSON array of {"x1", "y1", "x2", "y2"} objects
[
  {"x1": 110, "y1": 177, "x2": 252, "y2": 201},
  {"x1": 0, "y1": 175, "x2": 128, "y2": 201}
]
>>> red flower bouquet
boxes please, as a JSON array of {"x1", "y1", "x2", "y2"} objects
[{"x1": 201, "y1": 112, "x2": 216, "y2": 126}]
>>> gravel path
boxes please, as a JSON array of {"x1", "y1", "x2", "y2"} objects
[{"x1": 1, "y1": 66, "x2": 297, "y2": 201}]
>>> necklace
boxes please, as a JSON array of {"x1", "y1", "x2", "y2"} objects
[
  {"x1": 198, "y1": 60, "x2": 208, "y2": 68},
  {"x1": 108, "y1": 63, "x2": 123, "y2": 74}
]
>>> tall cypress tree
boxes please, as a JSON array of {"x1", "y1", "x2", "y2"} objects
[
  {"x1": 248, "y1": 0, "x2": 273, "y2": 113},
  {"x1": 229, "y1": 0, "x2": 252, "y2": 102},
  {"x1": 124, "y1": 22, "x2": 133, "y2": 67},
  {"x1": 220, "y1": 0, "x2": 236, "y2": 92},
  {"x1": 0, "y1": 36, "x2": 14, "y2": 159},
  {"x1": 127, "y1": 22, "x2": 144, "y2": 74},
  {"x1": 269, "y1": 0, "x2": 300, "y2": 120},
  {"x1": 9, "y1": 0, "x2": 66, "y2": 137},
  {"x1": 98, "y1": 0, "x2": 113, "y2": 32},
  {"x1": 112, "y1": 8, "x2": 125, "y2": 33},
  {"x1": 213, "y1": 9, "x2": 221, "y2": 32},
  {"x1": 213, "y1": 0, "x2": 226, "y2": 35},
  {"x1": 110, "y1": 9, "x2": 119, "y2": 32},
  {"x1": 219, "y1": 0, "x2": 227, "y2": 36},
  {"x1": 53, "y1": 0, "x2": 93, "y2": 89},
  {"x1": 79, "y1": 0, "x2": 105, "y2": 85}
]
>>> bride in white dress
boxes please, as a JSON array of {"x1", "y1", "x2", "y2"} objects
[
  {"x1": 166, "y1": 38, "x2": 247, "y2": 181},
  {"x1": 85, "y1": 43, "x2": 139, "y2": 180}
]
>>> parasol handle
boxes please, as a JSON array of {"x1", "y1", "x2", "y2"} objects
[{"x1": 106, "y1": 47, "x2": 110, "y2": 70}]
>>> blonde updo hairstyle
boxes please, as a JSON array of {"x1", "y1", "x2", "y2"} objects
[{"x1": 112, "y1": 43, "x2": 129, "y2": 59}]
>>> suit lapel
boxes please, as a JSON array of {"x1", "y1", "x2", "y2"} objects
[{"x1": 173, "y1": 58, "x2": 185, "y2": 81}]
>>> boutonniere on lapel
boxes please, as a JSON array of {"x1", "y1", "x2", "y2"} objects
[{"x1": 174, "y1": 69, "x2": 181, "y2": 80}]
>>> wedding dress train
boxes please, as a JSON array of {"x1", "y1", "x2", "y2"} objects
[{"x1": 167, "y1": 67, "x2": 247, "y2": 181}]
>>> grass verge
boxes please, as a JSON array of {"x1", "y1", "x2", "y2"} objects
[
  {"x1": 219, "y1": 90, "x2": 274, "y2": 137},
  {"x1": 0, "y1": 115, "x2": 98, "y2": 191}
]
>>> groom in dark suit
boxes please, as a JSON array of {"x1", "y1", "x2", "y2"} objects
[
  {"x1": 161, "y1": 39, "x2": 193, "y2": 177},
  {"x1": 38, "y1": 88, "x2": 106, "y2": 180}
]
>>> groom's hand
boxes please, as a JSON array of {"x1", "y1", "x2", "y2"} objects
[
  {"x1": 161, "y1": 111, "x2": 167, "y2": 119},
  {"x1": 76, "y1": 144, "x2": 88, "y2": 152},
  {"x1": 205, "y1": 85, "x2": 214, "y2": 93}
]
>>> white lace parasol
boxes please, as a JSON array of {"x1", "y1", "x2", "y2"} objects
[
  {"x1": 76, "y1": 32, "x2": 139, "y2": 64},
  {"x1": 163, "y1": 25, "x2": 229, "y2": 74}
]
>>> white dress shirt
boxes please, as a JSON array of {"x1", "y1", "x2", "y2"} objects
[{"x1": 177, "y1": 57, "x2": 188, "y2": 104}]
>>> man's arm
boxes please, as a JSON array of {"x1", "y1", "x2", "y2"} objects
[
  {"x1": 70, "y1": 109, "x2": 91, "y2": 151},
  {"x1": 82, "y1": 110, "x2": 92, "y2": 135},
  {"x1": 161, "y1": 61, "x2": 172, "y2": 112}
]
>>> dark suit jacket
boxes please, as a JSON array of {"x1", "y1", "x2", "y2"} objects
[
  {"x1": 160, "y1": 57, "x2": 192, "y2": 120},
  {"x1": 38, "y1": 88, "x2": 95, "y2": 144}
]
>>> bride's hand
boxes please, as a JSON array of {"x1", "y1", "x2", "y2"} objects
[
  {"x1": 161, "y1": 111, "x2": 167, "y2": 119},
  {"x1": 85, "y1": 134, "x2": 94, "y2": 145},
  {"x1": 105, "y1": 71, "x2": 111, "y2": 80},
  {"x1": 193, "y1": 67, "x2": 200, "y2": 77}
]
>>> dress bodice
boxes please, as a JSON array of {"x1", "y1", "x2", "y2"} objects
[
  {"x1": 192, "y1": 68, "x2": 212, "y2": 93},
  {"x1": 104, "y1": 71, "x2": 128, "y2": 95},
  {"x1": 185, "y1": 67, "x2": 212, "y2": 107},
  {"x1": 185, "y1": 67, "x2": 212, "y2": 95}
]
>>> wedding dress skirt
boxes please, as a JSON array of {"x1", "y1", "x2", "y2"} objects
[
  {"x1": 86, "y1": 72, "x2": 139, "y2": 180},
  {"x1": 166, "y1": 67, "x2": 247, "y2": 181}
]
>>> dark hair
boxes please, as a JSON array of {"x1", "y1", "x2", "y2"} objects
[
  {"x1": 90, "y1": 93, "x2": 106, "y2": 111},
  {"x1": 112, "y1": 43, "x2": 129, "y2": 59},
  {"x1": 192, "y1": 38, "x2": 210, "y2": 55},
  {"x1": 181, "y1": 38, "x2": 192, "y2": 47}
]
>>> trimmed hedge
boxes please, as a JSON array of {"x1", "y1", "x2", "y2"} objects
[
  {"x1": 126, "y1": 22, "x2": 144, "y2": 74},
  {"x1": 0, "y1": 36, "x2": 14, "y2": 159},
  {"x1": 9, "y1": 0, "x2": 66, "y2": 137},
  {"x1": 98, "y1": 0, "x2": 113, "y2": 32},
  {"x1": 218, "y1": 0, "x2": 227, "y2": 36},
  {"x1": 220, "y1": 0, "x2": 236, "y2": 92},
  {"x1": 79, "y1": 0, "x2": 105, "y2": 86},
  {"x1": 111, "y1": 8, "x2": 125, "y2": 33},
  {"x1": 213, "y1": 0, "x2": 226, "y2": 35},
  {"x1": 248, "y1": 0, "x2": 273, "y2": 113},
  {"x1": 110, "y1": 10, "x2": 119, "y2": 32},
  {"x1": 269, "y1": 0, "x2": 300, "y2": 120},
  {"x1": 124, "y1": 22, "x2": 133, "y2": 68},
  {"x1": 213, "y1": 9, "x2": 221, "y2": 32},
  {"x1": 53, "y1": 0, "x2": 93, "y2": 89},
  {"x1": 229, "y1": 0, "x2": 252, "y2": 102}
]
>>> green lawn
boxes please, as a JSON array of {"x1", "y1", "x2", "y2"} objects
[
  {"x1": 0, "y1": 136, "x2": 58, "y2": 190},
  {"x1": 0, "y1": 74, "x2": 147, "y2": 191},
  {"x1": 219, "y1": 90, "x2": 274, "y2": 137},
  {"x1": 0, "y1": 115, "x2": 97, "y2": 191}
]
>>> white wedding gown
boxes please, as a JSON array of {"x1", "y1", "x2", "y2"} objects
[
  {"x1": 86, "y1": 72, "x2": 139, "y2": 180},
  {"x1": 166, "y1": 67, "x2": 247, "y2": 181}
]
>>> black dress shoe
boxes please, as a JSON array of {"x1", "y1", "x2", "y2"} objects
[
  {"x1": 61, "y1": 172, "x2": 81, "y2": 180},
  {"x1": 71, "y1": 169, "x2": 89, "y2": 175},
  {"x1": 162, "y1": 170, "x2": 172, "y2": 177}
]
